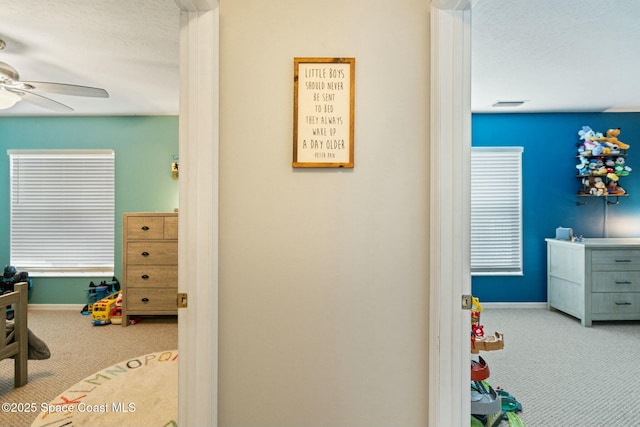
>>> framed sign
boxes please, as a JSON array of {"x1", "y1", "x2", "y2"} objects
[{"x1": 293, "y1": 57, "x2": 355, "y2": 168}]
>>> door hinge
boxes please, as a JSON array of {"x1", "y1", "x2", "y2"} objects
[
  {"x1": 461, "y1": 294, "x2": 473, "y2": 310},
  {"x1": 177, "y1": 292, "x2": 188, "y2": 308}
]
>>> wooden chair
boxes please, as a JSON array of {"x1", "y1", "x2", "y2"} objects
[{"x1": 1, "y1": 282, "x2": 28, "y2": 387}]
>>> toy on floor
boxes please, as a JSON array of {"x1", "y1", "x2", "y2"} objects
[
  {"x1": 470, "y1": 297, "x2": 505, "y2": 354},
  {"x1": 2, "y1": 265, "x2": 32, "y2": 297},
  {"x1": 109, "y1": 293, "x2": 124, "y2": 325},
  {"x1": 92, "y1": 292, "x2": 120, "y2": 325},
  {"x1": 81, "y1": 277, "x2": 120, "y2": 315},
  {"x1": 2, "y1": 265, "x2": 33, "y2": 320}
]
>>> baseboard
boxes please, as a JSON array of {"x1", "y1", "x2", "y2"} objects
[
  {"x1": 482, "y1": 302, "x2": 547, "y2": 309},
  {"x1": 28, "y1": 304, "x2": 84, "y2": 311}
]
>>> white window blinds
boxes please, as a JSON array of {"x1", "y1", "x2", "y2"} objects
[
  {"x1": 8, "y1": 150, "x2": 115, "y2": 276},
  {"x1": 470, "y1": 147, "x2": 523, "y2": 275}
]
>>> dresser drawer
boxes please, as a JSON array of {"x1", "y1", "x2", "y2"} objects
[
  {"x1": 591, "y1": 271, "x2": 640, "y2": 292},
  {"x1": 126, "y1": 242, "x2": 178, "y2": 265},
  {"x1": 592, "y1": 293, "x2": 640, "y2": 314},
  {"x1": 591, "y1": 249, "x2": 640, "y2": 271},
  {"x1": 126, "y1": 288, "x2": 177, "y2": 312},
  {"x1": 126, "y1": 216, "x2": 166, "y2": 240},
  {"x1": 126, "y1": 265, "x2": 178, "y2": 288},
  {"x1": 164, "y1": 215, "x2": 178, "y2": 240}
]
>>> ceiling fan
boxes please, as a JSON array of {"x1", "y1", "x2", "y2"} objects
[{"x1": 0, "y1": 59, "x2": 109, "y2": 112}]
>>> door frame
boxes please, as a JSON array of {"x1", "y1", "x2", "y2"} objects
[
  {"x1": 174, "y1": 1, "x2": 473, "y2": 425},
  {"x1": 174, "y1": 1, "x2": 219, "y2": 427},
  {"x1": 429, "y1": 2, "x2": 473, "y2": 425}
]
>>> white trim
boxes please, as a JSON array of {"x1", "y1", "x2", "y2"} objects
[
  {"x1": 7, "y1": 149, "x2": 114, "y2": 155},
  {"x1": 176, "y1": 2, "x2": 219, "y2": 427},
  {"x1": 430, "y1": 2, "x2": 472, "y2": 426},
  {"x1": 26, "y1": 271, "x2": 115, "y2": 278},
  {"x1": 471, "y1": 146, "x2": 523, "y2": 153},
  {"x1": 173, "y1": 2, "x2": 473, "y2": 426},
  {"x1": 482, "y1": 302, "x2": 548, "y2": 310}
]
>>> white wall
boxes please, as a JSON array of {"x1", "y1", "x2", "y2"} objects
[{"x1": 218, "y1": 1, "x2": 430, "y2": 425}]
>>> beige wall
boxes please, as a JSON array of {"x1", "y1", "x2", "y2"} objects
[{"x1": 218, "y1": 0, "x2": 430, "y2": 425}]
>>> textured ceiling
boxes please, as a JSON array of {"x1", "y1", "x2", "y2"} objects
[
  {"x1": 472, "y1": 0, "x2": 640, "y2": 113},
  {"x1": 0, "y1": 0, "x2": 179, "y2": 116},
  {"x1": 1, "y1": 1, "x2": 638, "y2": 116}
]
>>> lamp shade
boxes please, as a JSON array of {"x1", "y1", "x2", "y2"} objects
[{"x1": 0, "y1": 88, "x2": 20, "y2": 109}]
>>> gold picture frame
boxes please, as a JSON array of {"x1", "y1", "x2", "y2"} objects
[{"x1": 293, "y1": 57, "x2": 355, "y2": 168}]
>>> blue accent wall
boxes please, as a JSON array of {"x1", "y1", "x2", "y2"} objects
[
  {"x1": 472, "y1": 113, "x2": 640, "y2": 302},
  {"x1": 0, "y1": 116, "x2": 179, "y2": 304}
]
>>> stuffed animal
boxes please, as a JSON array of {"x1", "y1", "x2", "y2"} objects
[
  {"x1": 578, "y1": 125, "x2": 596, "y2": 141},
  {"x1": 578, "y1": 126, "x2": 604, "y2": 155},
  {"x1": 615, "y1": 156, "x2": 632, "y2": 176},
  {"x1": 578, "y1": 126, "x2": 602, "y2": 156},
  {"x1": 607, "y1": 174, "x2": 626, "y2": 195},
  {"x1": 589, "y1": 177, "x2": 607, "y2": 196},
  {"x1": 596, "y1": 128, "x2": 630, "y2": 150},
  {"x1": 576, "y1": 157, "x2": 590, "y2": 175},
  {"x1": 592, "y1": 158, "x2": 608, "y2": 176}
]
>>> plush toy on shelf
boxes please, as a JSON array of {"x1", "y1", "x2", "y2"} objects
[
  {"x1": 596, "y1": 128, "x2": 630, "y2": 150},
  {"x1": 581, "y1": 176, "x2": 606, "y2": 196},
  {"x1": 591, "y1": 177, "x2": 607, "y2": 196},
  {"x1": 576, "y1": 157, "x2": 590, "y2": 176},
  {"x1": 594, "y1": 158, "x2": 608, "y2": 175},
  {"x1": 607, "y1": 174, "x2": 626, "y2": 195},
  {"x1": 578, "y1": 125, "x2": 604, "y2": 155},
  {"x1": 605, "y1": 158, "x2": 616, "y2": 173},
  {"x1": 615, "y1": 156, "x2": 632, "y2": 176}
]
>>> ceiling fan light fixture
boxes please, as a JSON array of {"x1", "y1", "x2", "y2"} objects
[
  {"x1": 493, "y1": 100, "x2": 527, "y2": 107},
  {"x1": 0, "y1": 88, "x2": 20, "y2": 109}
]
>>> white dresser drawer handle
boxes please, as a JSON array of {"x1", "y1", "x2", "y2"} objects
[
  {"x1": 615, "y1": 301, "x2": 632, "y2": 306},
  {"x1": 614, "y1": 259, "x2": 632, "y2": 263},
  {"x1": 615, "y1": 280, "x2": 632, "y2": 285}
]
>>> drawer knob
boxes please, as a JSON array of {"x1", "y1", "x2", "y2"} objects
[
  {"x1": 615, "y1": 281, "x2": 632, "y2": 285},
  {"x1": 141, "y1": 252, "x2": 150, "y2": 257},
  {"x1": 141, "y1": 226, "x2": 150, "y2": 231},
  {"x1": 141, "y1": 298, "x2": 150, "y2": 303},
  {"x1": 615, "y1": 301, "x2": 632, "y2": 306},
  {"x1": 615, "y1": 259, "x2": 631, "y2": 263},
  {"x1": 141, "y1": 274, "x2": 150, "y2": 280}
]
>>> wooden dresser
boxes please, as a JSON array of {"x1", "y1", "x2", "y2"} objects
[
  {"x1": 546, "y1": 238, "x2": 640, "y2": 326},
  {"x1": 122, "y1": 212, "x2": 178, "y2": 326}
]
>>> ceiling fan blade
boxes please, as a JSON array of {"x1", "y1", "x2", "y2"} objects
[
  {"x1": 0, "y1": 60, "x2": 20, "y2": 81},
  {"x1": 11, "y1": 89, "x2": 73, "y2": 112},
  {"x1": 20, "y1": 81, "x2": 109, "y2": 98}
]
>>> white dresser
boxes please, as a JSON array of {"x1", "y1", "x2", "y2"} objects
[{"x1": 546, "y1": 238, "x2": 640, "y2": 326}]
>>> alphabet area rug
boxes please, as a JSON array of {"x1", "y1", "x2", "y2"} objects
[{"x1": 31, "y1": 350, "x2": 178, "y2": 427}]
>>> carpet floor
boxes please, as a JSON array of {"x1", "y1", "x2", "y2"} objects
[
  {"x1": 481, "y1": 307, "x2": 640, "y2": 426},
  {"x1": 0, "y1": 309, "x2": 177, "y2": 427},
  {"x1": 30, "y1": 350, "x2": 177, "y2": 427}
]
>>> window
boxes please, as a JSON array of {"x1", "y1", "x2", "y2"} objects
[
  {"x1": 8, "y1": 150, "x2": 115, "y2": 277},
  {"x1": 470, "y1": 147, "x2": 523, "y2": 275}
]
